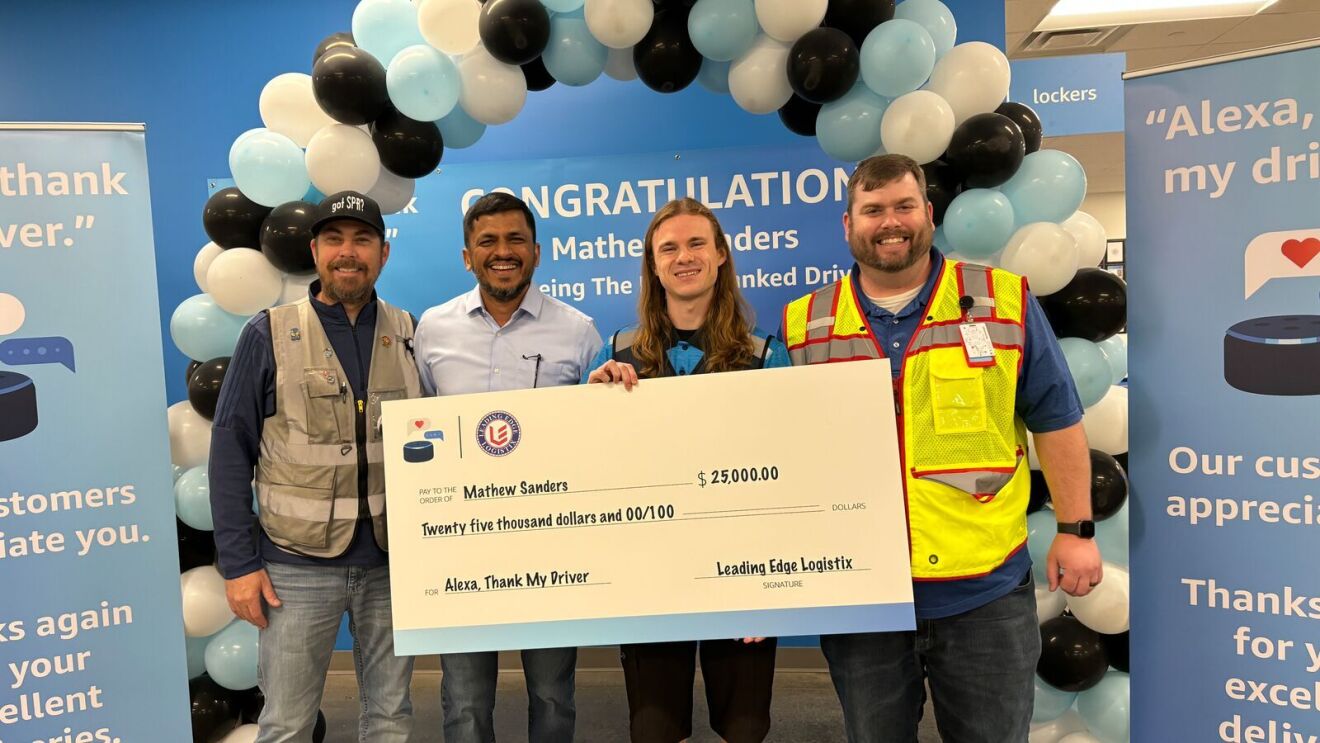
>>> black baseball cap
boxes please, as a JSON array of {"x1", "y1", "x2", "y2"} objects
[{"x1": 311, "y1": 191, "x2": 386, "y2": 237}]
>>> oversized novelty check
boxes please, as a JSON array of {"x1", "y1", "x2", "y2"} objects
[{"x1": 382, "y1": 360, "x2": 913, "y2": 655}]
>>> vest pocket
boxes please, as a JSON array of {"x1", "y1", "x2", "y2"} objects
[
  {"x1": 929, "y1": 361, "x2": 988, "y2": 435},
  {"x1": 301, "y1": 367, "x2": 345, "y2": 443},
  {"x1": 256, "y1": 481, "x2": 334, "y2": 549},
  {"x1": 911, "y1": 449, "x2": 1023, "y2": 503}
]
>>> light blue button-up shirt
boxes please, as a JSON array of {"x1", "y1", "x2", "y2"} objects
[{"x1": 414, "y1": 284, "x2": 603, "y2": 396}]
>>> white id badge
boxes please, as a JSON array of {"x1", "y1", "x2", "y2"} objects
[{"x1": 958, "y1": 322, "x2": 995, "y2": 367}]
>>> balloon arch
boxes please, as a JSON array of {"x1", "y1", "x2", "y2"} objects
[{"x1": 165, "y1": 1, "x2": 1132, "y2": 741}]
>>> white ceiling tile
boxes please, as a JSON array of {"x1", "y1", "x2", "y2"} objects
[
  {"x1": 1113, "y1": 17, "x2": 1246, "y2": 49},
  {"x1": 1210, "y1": 11, "x2": 1320, "y2": 43}
]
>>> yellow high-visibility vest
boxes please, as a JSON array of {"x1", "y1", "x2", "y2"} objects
[{"x1": 783, "y1": 259, "x2": 1030, "y2": 580}]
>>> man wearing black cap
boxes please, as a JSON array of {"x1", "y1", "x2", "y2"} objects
[{"x1": 210, "y1": 191, "x2": 422, "y2": 742}]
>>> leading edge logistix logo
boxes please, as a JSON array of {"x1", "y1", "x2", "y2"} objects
[{"x1": 475, "y1": 411, "x2": 521, "y2": 457}]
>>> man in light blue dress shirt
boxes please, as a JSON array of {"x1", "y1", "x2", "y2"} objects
[{"x1": 413, "y1": 192, "x2": 602, "y2": 743}]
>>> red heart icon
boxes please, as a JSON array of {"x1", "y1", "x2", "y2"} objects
[
  {"x1": 413, "y1": 420, "x2": 425, "y2": 429},
  {"x1": 1281, "y1": 237, "x2": 1320, "y2": 268}
]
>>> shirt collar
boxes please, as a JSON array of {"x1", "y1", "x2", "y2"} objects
[
  {"x1": 308, "y1": 279, "x2": 377, "y2": 327},
  {"x1": 850, "y1": 248, "x2": 945, "y2": 320},
  {"x1": 462, "y1": 283, "x2": 545, "y2": 320}
]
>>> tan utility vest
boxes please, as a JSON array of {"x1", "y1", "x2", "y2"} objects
[
  {"x1": 256, "y1": 297, "x2": 422, "y2": 558},
  {"x1": 783, "y1": 259, "x2": 1031, "y2": 580}
]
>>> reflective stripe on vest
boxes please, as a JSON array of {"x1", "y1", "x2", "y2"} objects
[
  {"x1": 782, "y1": 260, "x2": 1030, "y2": 579},
  {"x1": 255, "y1": 297, "x2": 422, "y2": 558}
]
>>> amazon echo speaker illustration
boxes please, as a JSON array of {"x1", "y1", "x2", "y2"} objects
[
  {"x1": 1224, "y1": 315, "x2": 1320, "y2": 395},
  {"x1": 0, "y1": 370, "x2": 38, "y2": 440}
]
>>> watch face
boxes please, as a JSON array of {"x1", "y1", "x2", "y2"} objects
[{"x1": 1079, "y1": 521, "x2": 1096, "y2": 538}]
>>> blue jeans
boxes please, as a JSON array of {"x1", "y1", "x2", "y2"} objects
[
  {"x1": 440, "y1": 648, "x2": 576, "y2": 742},
  {"x1": 820, "y1": 576, "x2": 1040, "y2": 743},
  {"x1": 256, "y1": 563, "x2": 414, "y2": 743}
]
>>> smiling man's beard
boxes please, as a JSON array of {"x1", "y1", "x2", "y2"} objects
[
  {"x1": 476, "y1": 259, "x2": 534, "y2": 303},
  {"x1": 848, "y1": 222, "x2": 933, "y2": 274},
  {"x1": 321, "y1": 259, "x2": 374, "y2": 305}
]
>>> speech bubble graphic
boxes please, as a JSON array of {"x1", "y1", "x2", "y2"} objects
[
  {"x1": 0, "y1": 293, "x2": 24, "y2": 336},
  {"x1": 406, "y1": 417, "x2": 430, "y2": 436},
  {"x1": 0, "y1": 336, "x2": 76, "y2": 372},
  {"x1": 1245, "y1": 229, "x2": 1320, "y2": 298}
]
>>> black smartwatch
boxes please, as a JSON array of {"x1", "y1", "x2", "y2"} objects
[{"x1": 1057, "y1": 520, "x2": 1096, "y2": 539}]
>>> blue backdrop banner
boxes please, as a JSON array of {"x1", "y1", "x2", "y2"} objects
[
  {"x1": 1010, "y1": 53, "x2": 1126, "y2": 136},
  {"x1": 1126, "y1": 44, "x2": 1320, "y2": 742},
  {"x1": 0, "y1": 125, "x2": 190, "y2": 741}
]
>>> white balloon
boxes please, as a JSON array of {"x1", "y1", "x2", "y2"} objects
[
  {"x1": 180, "y1": 566, "x2": 235, "y2": 638},
  {"x1": 193, "y1": 242, "x2": 225, "y2": 293},
  {"x1": 1058, "y1": 734, "x2": 1103, "y2": 743},
  {"x1": 1083, "y1": 385, "x2": 1128, "y2": 456},
  {"x1": 926, "y1": 41, "x2": 1011, "y2": 124},
  {"x1": 367, "y1": 168, "x2": 416, "y2": 214},
  {"x1": 305, "y1": 124, "x2": 382, "y2": 195},
  {"x1": 1036, "y1": 584, "x2": 1066, "y2": 624},
  {"x1": 1066, "y1": 561, "x2": 1129, "y2": 634},
  {"x1": 419, "y1": 0, "x2": 482, "y2": 55},
  {"x1": 1030, "y1": 710, "x2": 1088, "y2": 743},
  {"x1": 604, "y1": 46, "x2": 638, "y2": 81},
  {"x1": 880, "y1": 90, "x2": 955, "y2": 165},
  {"x1": 206, "y1": 248, "x2": 285, "y2": 316},
  {"x1": 754, "y1": 0, "x2": 828, "y2": 43},
  {"x1": 458, "y1": 45, "x2": 528, "y2": 124},
  {"x1": 728, "y1": 35, "x2": 793, "y2": 115},
  {"x1": 168, "y1": 401, "x2": 212, "y2": 469},
  {"x1": 1062, "y1": 211, "x2": 1108, "y2": 269},
  {"x1": 219, "y1": 725, "x2": 259, "y2": 743},
  {"x1": 584, "y1": 0, "x2": 655, "y2": 49},
  {"x1": 278, "y1": 272, "x2": 317, "y2": 306},
  {"x1": 259, "y1": 73, "x2": 337, "y2": 148},
  {"x1": 1000, "y1": 222, "x2": 1079, "y2": 296}
]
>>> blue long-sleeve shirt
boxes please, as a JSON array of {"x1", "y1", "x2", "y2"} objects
[{"x1": 208, "y1": 284, "x2": 397, "y2": 580}]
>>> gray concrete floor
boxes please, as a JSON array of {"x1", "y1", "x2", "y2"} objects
[{"x1": 322, "y1": 668, "x2": 941, "y2": 742}]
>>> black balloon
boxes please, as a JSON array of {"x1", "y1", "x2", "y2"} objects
[
  {"x1": 314, "y1": 710, "x2": 328, "y2": 742},
  {"x1": 313, "y1": 31, "x2": 355, "y2": 68},
  {"x1": 188, "y1": 356, "x2": 230, "y2": 421},
  {"x1": 177, "y1": 518, "x2": 216, "y2": 572},
  {"x1": 1038, "y1": 616, "x2": 1110, "y2": 692},
  {"x1": 190, "y1": 676, "x2": 240, "y2": 743},
  {"x1": 522, "y1": 55, "x2": 556, "y2": 92},
  {"x1": 371, "y1": 107, "x2": 444, "y2": 179},
  {"x1": 1113, "y1": 451, "x2": 1128, "y2": 474},
  {"x1": 186, "y1": 359, "x2": 203, "y2": 388},
  {"x1": 312, "y1": 46, "x2": 389, "y2": 126},
  {"x1": 1040, "y1": 268, "x2": 1128, "y2": 342},
  {"x1": 203, "y1": 188, "x2": 272, "y2": 250},
  {"x1": 1101, "y1": 631, "x2": 1129, "y2": 673},
  {"x1": 944, "y1": 113, "x2": 1026, "y2": 188},
  {"x1": 996, "y1": 101, "x2": 1043, "y2": 154},
  {"x1": 261, "y1": 201, "x2": 318, "y2": 274},
  {"x1": 921, "y1": 160, "x2": 962, "y2": 226},
  {"x1": 479, "y1": 0, "x2": 551, "y2": 65},
  {"x1": 634, "y1": 9, "x2": 702, "y2": 94},
  {"x1": 1028, "y1": 469, "x2": 1051, "y2": 514},
  {"x1": 824, "y1": 0, "x2": 897, "y2": 48},
  {"x1": 778, "y1": 95, "x2": 822, "y2": 137},
  {"x1": 1090, "y1": 449, "x2": 1128, "y2": 521},
  {"x1": 787, "y1": 28, "x2": 859, "y2": 104}
]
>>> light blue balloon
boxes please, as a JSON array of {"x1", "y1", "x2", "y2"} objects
[
  {"x1": 352, "y1": 0, "x2": 424, "y2": 65},
  {"x1": 1000, "y1": 150, "x2": 1088, "y2": 226},
  {"x1": 387, "y1": 44, "x2": 460, "y2": 121},
  {"x1": 185, "y1": 633, "x2": 211, "y2": 679},
  {"x1": 944, "y1": 189, "x2": 1015, "y2": 259},
  {"x1": 438, "y1": 106, "x2": 486, "y2": 149},
  {"x1": 175, "y1": 465, "x2": 213, "y2": 531},
  {"x1": 933, "y1": 224, "x2": 947, "y2": 251},
  {"x1": 1059, "y1": 337, "x2": 1111, "y2": 409},
  {"x1": 303, "y1": 184, "x2": 326, "y2": 203},
  {"x1": 170, "y1": 294, "x2": 250, "y2": 362},
  {"x1": 1033, "y1": 675, "x2": 1078, "y2": 723},
  {"x1": 860, "y1": 19, "x2": 936, "y2": 98},
  {"x1": 688, "y1": 0, "x2": 759, "y2": 62},
  {"x1": 817, "y1": 86, "x2": 890, "y2": 162},
  {"x1": 205, "y1": 620, "x2": 260, "y2": 691},
  {"x1": 893, "y1": 0, "x2": 957, "y2": 58},
  {"x1": 1095, "y1": 499, "x2": 1128, "y2": 567},
  {"x1": 229, "y1": 129, "x2": 309, "y2": 208},
  {"x1": 697, "y1": 57, "x2": 731, "y2": 95},
  {"x1": 542, "y1": 0, "x2": 584, "y2": 11},
  {"x1": 1098, "y1": 335, "x2": 1128, "y2": 384},
  {"x1": 543, "y1": 13, "x2": 607, "y2": 87},
  {"x1": 1027, "y1": 509, "x2": 1057, "y2": 584},
  {"x1": 1077, "y1": 671, "x2": 1130, "y2": 743}
]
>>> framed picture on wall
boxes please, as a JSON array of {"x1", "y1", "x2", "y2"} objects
[{"x1": 1106, "y1": 239, "x2": 1125, "y2": 264}]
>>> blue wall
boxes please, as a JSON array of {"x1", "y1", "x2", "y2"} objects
[{"x1": 1, "y1": 0, "x2": 1001, "y2": 404}]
